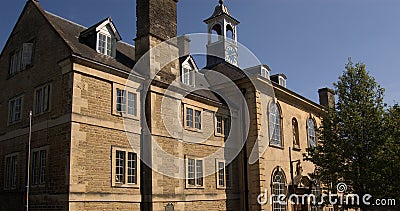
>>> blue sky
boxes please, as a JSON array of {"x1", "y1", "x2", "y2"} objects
[{"x1": 1, "y1": 0, "x2": 399, "y2": 105}]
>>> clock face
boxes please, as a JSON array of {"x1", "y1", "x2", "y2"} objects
[{"x1": 225, "y1": 45, "x2": 238, "y2": 65}]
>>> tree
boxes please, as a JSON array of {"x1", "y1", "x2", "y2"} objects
[
  {"x1": 372, "y1": 104, "x2": 400, "y2": 201},
  {"x1": 305, "y1": 59, "x2": 387, "y2": 210}
]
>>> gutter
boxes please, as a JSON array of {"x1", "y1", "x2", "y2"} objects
[{"x1": 71, "y1": 54, "x2": 145, "y2": 80}]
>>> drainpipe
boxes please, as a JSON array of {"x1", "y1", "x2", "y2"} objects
[{"x1": 240, "y1": 88, "x2": 249, "y2": 211}]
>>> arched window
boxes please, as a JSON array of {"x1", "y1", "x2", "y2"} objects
[
  {"x1": 292, "y1": 118, "x2": 299, "y2": 148},
  {"x1": 307, "y1": 118, "x2": 316, "y2": 148},
  {"x1": 226, "y1": 24, "x2": 234, "y2": 40},
  {"x1": 272, "y1": 167, "x2": 286, "y2": 211},
  {"x1": 211, "y1": 24, "x2": 222, "y2": 43},
  {"x1": 269, "y1": 101, "x2": 282, "y2": 147}
]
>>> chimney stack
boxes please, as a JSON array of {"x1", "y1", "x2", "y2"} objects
[
  {"x1": 135, "y1": 0, "x2": 178, "y2": 61},
  {"x1": 318, "y1": 88, "x2": 335, "y2": 109}
]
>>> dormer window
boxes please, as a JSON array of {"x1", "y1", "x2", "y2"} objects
[
  {"x1": 181, "y1": 56, "x2": 198, "y2": 86},
  {"x1": 279, "y1": 76, "x2": 286, "y2": 88},
  {"x1": 243, "y1": 65, "x2": 270, "y2": 79},
  {"x1": 261, "y1": 67, "x2": 270, "y2": 79},
  {"x1": 182, "y1": 66, "x2": 193, "y2": 86},
  {"x1": 270, "y1": 74, "x2": 287, "y2": 88},
  {"x1": 97, "y1": 33, "x2": 112, "y2": 56},
  {"x1": 80, "y1": 17, "x2": 121, "y2": 58}
]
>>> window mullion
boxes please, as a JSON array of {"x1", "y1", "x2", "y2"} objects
[{"x1": 125, "y1": 151, "x2": 129, "y2": 184}]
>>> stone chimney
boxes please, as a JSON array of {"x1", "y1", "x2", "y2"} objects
[
  {"x1": 177, "y1": 35, "x2": 191, "y2": 57},
  {"x1": 135, "y1": 0, "x2": 178, "y2": 61},
  {"x1": 318, "y1": 88, "x2": 335, "y2": 108},
  {"x1": 135, "y1": 0, "x2": 180, "y2": 82}
]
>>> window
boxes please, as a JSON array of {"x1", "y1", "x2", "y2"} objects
[
  {"x1": 9, "y1": 51, "x2": 20, "y2": 76},
  {"x1": 292, "y1": 118, "x2": 300, "y2": 148},
  {"x1": 8, "y1": 43, "x2": 33, "y2": 76},
  {"x1": 269, "y1": 102, "x2": 282, "y2": 147},
  {"x1": 22, "y1": 43, "x2": 33, "y2": 69},
  {"x1": 116, "y1": 88, "x2": 137, "y2": 116},
  {"x1": 32, "y1": 148, "x2": 46, "y2": 186},
  {"x1": 215, "y1": 115, "x2": 231, "y2": 136},
  {"x1": 216, "y1": 116, "x2": 223, "y2": 134},
  {"x1": 186, "y1": 157, "x2": 203, "y2": 188},
  {"x1": 97, "y1": 33, "x2": 113, "y2": 56},
  {"x1": 9, "y1": 96, "x2": 23, "y2": 124},
  {"x1": 182, "y1": 66, "x2": 193, "y2": 86},
  {"x1": 186, "y1": 108, "x2": 193, "y2": 128},
  {"x1": 112, "y1": 147, "x2": 138, "y2": 187},
  {"x1": 216, "y1": 160, "x2": 232, "y2": 189},
  {"x1": 116, "y1": 89, "x2": 126, "y2": 113},
  {"x1": 307, "y1": 118, "x2": 317, "y2": 148},
  {"x1": 261, "y1": 67, "x2": 270, "y2": 79},
  {"x1": 194, "y1": 110, "x2": 201, "y2": 129},
  {"x1": 279, "y1": 77, "x2": 286, "y2": 88},
  {"x1": 34, "y1": 84, "x2": 51, "y2": 115},
  {"x1": 127, "y1": 152, "x2": 137, "y2": 184},
  {"x1": 224, "y1": 117, "x2": 230, "y2": 136},
  {"x1": 115, "y1": 150, "x2": 125, "y2": 184},
  {"x1": 127, "y1": 92, "x2": 137, "y2": 116},
  {"x1": 185, "y1": 106, "x2": 202, "y2": 130},
  {"x1": 272, "y1": 168, "x2": 286, "y2": 211},
  {"x1": 181, "y1": 58, "x2": 196, "y2": 86},
  {"x1": 4, "y1": 153, "x2": 18, "y2": 189}
]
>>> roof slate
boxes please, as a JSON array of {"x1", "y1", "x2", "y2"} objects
[{"x1": 43, "y1": 11, "x2": 137, "y2": 74}]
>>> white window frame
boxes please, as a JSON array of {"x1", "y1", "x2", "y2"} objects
[
  {"x1": 261, "y1": 67, "x2": 270, "y2": 79},
  {"x1": 111, "y1": 146, "x2": 140, "y2": 188},
  {"x1": 185, "y1": 156, "x2": 204, "y2": 188},
  {"x1": 4, "y1": 153, "x2": 18, "y2": 190},
  {"x1": 8, "y1": 95, "x2": 23, "y2": 125},
  {"x1": 215, "y1": 114, "x2": 231, "y2": 137},
  {"x1": 307, "y1": 118, "x2": 317, "y2": 148},
  {"x1": 97, "y1": 32, "x2": 113, "y2": 56},
  {"x1": 34, "y1": 83, "x2": 51, "y2": 115},
  {"x1": 113, "y1": 84, "x2": 139, "y2": 119},
  {"x1": 31, "y1": 146, "x2": 48, "y2": 187},
  {"x1": 181, "y1": 65, "x2": 194, "y2": 86},
  {"x1": 215, "y1": 159, "x2": 232, "y2": 189},
  {"x1": 278, "y1": 76, "x2": 286, "y2": 88},
  {"x1": 269, "y1": 101, "x2": 283, "y2": 148},
  {"x1": 214, "y1": 113, "x2": 232, "y2": 137},
  {"x1": 184, "y1": 104, "x2": 202, "y2": 131},
  {"x1": 272, "y1": 169, "x2": 287, "y2": 211},
  {"x1": 181, "y1": 58, "x2": 196, "y2": 86}
]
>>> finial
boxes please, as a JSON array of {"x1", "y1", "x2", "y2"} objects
[{"x1": 219, "y1": 0, "x2": 224, "y2": 5}]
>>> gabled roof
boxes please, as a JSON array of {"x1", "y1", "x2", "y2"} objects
[
  {"x1": 24, "y1": 1, "x2": 139, "y2": 75},
  {"x1": 180, "y1": 55, "x2": 199, "y2": 71},
  {"x1": 44, "y1": 12, "x2": 137, "y2": 74},
  {"x1": 80, "y1": 17, "x2": 122, "y2": 41}
]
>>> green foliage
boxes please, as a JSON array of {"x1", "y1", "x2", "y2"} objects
[
  {"x1": 373, "y1": 104, "x2": 400, "y2": 199},
  {"x1": 305, "y1": 59, "x2": 399, "y2": 209}
]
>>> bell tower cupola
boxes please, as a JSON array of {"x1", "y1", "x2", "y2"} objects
[{"x1": 204, "y1": 0, "x2": 240, "y2": 67}]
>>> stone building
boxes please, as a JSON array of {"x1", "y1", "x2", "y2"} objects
[{"x1": 0, "y1": 0, "x2": 334, "y2": 210}]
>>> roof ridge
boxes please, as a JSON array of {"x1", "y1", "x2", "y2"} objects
[
  {"x1": 119, "y1": 41, "x2": 135, "y2": 48},
  {"x1": 45, "y1": 11, "x2": 87, "y2": 29}
]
